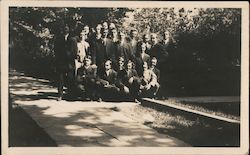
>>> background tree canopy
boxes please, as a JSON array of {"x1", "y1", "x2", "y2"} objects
[{"x1": 9, "y1": 7, "x2": 241, "y2": 96}]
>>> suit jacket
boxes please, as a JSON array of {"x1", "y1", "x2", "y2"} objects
[
  {"x1": 116, "y1": 41, "x2": 135, "y2": 63},
  {"x1": 103, "y1": 37, "x2": 116, "y2": 62},
  {"x1": 97, "y1": 69, "x2": 117, "y2": 85},
  {"x1": 92, "y1": 37, "x2": 106, "y2": 67},
  {"x1": 130, "y1": 38, "x2": 138, "y2": 56},
  {"x1": 149, "y1": 42, "x2": 167, "y2": 64},
  {"x1": 161, "y1": 39, "x2": 177, "y2": 64},
  {"x1": 117, "y1": 69, "x2": 138, "y2": 87},
  {"x1": 76, "y1": 65, "x2": 97, "y2": 83},
  {"x1": 54, "y1": 34, "x2": 77, "y2": 71}
]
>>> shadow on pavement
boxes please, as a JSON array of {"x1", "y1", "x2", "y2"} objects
[
  {"x1": 9, "y1": 70, "x2": 187, "y2": 147},
  {"x1": 9, "y1": 106, "x2": 58, "y2": 147}
]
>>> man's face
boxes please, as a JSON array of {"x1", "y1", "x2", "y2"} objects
[
  {"x1": 141, "y1": 44, "x2": 146, "y2": 52},
  {"x1": 120, "y1": 32, "x2": 125, "y2": 39},
  {"x1": 131, "y1": 31, "x2": 138, "y2": 38},
  {"x1": 164, "y1": 31, "x2": 170, "y2": 39},
  {"x1": 64, "y1": 26, "x2": 70, "y2": 34},
  {"x1": 151, "y1": 35, "x2": 157, "y2": 44},
  {"x1": 144, "y1": 35, "x2": 150, "y2": 42},
  {"x1": 103, "y1": 29, "x2": 109, "y2": 37},
  {"x1": 118, "y1": 59, "x2": 124, "y2": 68},
  {"x1": 84, "y1": 26, "x2": 89, "y2": 34},
  {"x1": 103, "y1": 22, "x2": 108, "y2": 30},
  {"x1": 105, "y1": 62, "x2": 111, "y2": 70},
  {"x1": 109, "y1": 23, "x2": 116, "y2": 29},
  {"x1": 84, "y1": 58, "x2": 91, "y2": 66},
  {"x1": 112, "y1": 29, "x2": 117, "y2": 37},
  {"x1": 80, "y1": 31, "x2": 86, "y2": 40},
  {"x1": 127, "y1": 62, "x2": 133, "y2": 70},
  {"x1": 96, "y1": 26, "x2": 102, "y2": 33},
  {"x1": 151, "y1": 59, "x2": 157, "y2": 66}
]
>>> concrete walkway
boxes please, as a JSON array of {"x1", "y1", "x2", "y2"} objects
[{"x1": 9, "y1": 70, "x2": 189, "y2": 147}]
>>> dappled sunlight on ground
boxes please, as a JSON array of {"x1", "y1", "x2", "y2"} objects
[{"x1": 9, "y1": 70, "x2": 189, "y2": 147}]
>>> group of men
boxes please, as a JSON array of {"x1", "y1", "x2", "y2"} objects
[{"x1": 54, "y1": 21, "x2": 174, "y2": 102}]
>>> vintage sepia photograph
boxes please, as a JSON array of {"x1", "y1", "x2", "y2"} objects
[{"x1": 1, "y1": 1, "x2": 249, "y2": 155}]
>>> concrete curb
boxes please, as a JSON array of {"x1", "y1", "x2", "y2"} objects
[{"x1": 142, "y1": 98, "x2": 240, "y2": 124}]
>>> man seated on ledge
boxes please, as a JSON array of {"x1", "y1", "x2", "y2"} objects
[
  {"x1": 116, "y1": 59, "x2": 141, "y2": 102},
  {"x1": 76, "y1": 55, "x2": 97, "y2": 100},
  {"x1": 150, "y1": 57, "x2": 160, "y2": 98},
  {"x1": 96, "y1": 60, "x2": 120, "y2": 102},
  {"x1": 139, "y1": 61, "x2": 160, "y2": 99}
]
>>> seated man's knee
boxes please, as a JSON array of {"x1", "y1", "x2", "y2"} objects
[{"x1": 77, "y1": 84, "x2": 85, "y2": 91}]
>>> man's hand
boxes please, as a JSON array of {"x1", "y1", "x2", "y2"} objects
[
  {"x1": 124, "y1": 86, "x2": 130, "y2": 93},
  {"x1": 145, "y1": 84, "x2": 151, "y2": 90},
  {"x1": 128, "y1": 77, "x2": 133, "y2": 84},
  {"x1": 104, "y1": 82, "x2": 110, "y2": 87},
  {"x1": 92, "y1": 64, "x2": 97, "y2": 69}
]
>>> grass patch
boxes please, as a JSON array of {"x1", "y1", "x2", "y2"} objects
[{"x1": 119, "y1": 105, "x2": 240, "y2": 146}]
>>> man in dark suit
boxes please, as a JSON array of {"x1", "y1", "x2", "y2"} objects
[
  {"x1": 161, "y1": 30, "x2": 177, "y2": 72},
  {"x1": 103, "y1": 29, "x2": 116, "y2": 63},
  {"x1": 136, "y1": 42, "x2": 151, "y2": 77},
  {"x1": 142, "y1": 34, "x2": 152, "y2": 54},
  {"x1": 96, "y1": 60, "x2": 120, "y2": 101},
  {"x1": 76, "y1": 56, "x2": 97, "y2": 100},
  {"x1": 83, "y1": 25, "x2": 93, "y2": 45},
  {"x1": 116, "y1": 60, "x2": 141, "y2": 102},
  {"x1": 116, "y1": 31, "x2": 135, "y2": 64},
  {"x1": 54, "y1": 25, "x2": 77, "y2": 101},
  {"x1": 102, "y1": 21, "x2": 109, "y2": 36},
  {"x1": 149, "y1": 33, "x2": 168, "y2": 64},
  {"x1": 129, "y1": 29, "x2": 139, "y2": 56},
  {"x1": 92, "y1": 24, "x2": 105, "y2": 72}
]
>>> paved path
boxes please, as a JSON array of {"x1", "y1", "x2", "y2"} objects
[{"x1": 9, "y1": 70, "x2": 189, "y2": 147}]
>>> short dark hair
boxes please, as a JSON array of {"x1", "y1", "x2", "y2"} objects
[
  {"x1": 85, "y1": 55, "x2": 92, "y2": 60},
  {"x1": 130, "y1": 29, "x2": 138, "y2": 35},
  {"x1": 105, "y1": 60, "x2": 112, "y2": 67}
]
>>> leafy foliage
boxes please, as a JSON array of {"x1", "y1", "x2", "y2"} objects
[{"x1": 9, "y1": 7, "x2": 241, "y2": 95}]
